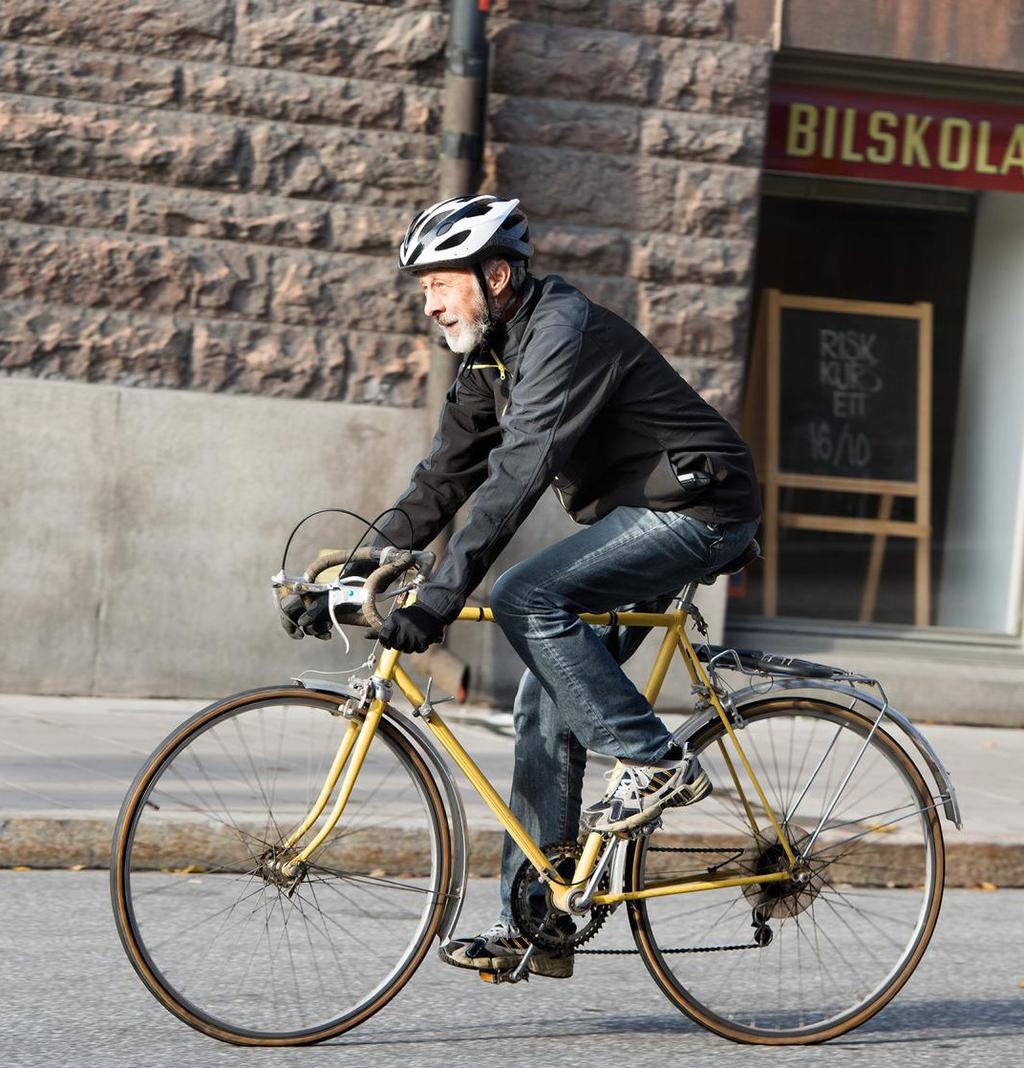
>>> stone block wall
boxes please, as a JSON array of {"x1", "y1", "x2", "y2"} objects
[
  {"x1": 0, "y1": 0, "x2": 448, "y2": 405},
  {"x1": 486, "y1": 0, "x2": 771, "y2": 416},
  {"x1": 0, "y1": 0, "x2": 770, "y2": 417}
]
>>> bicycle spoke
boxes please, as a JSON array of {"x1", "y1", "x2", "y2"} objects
[
  {"x1": 306, "y1": 863, "x2": 451, "y2": 900},
  {"x1": 142, "y1": 878, "x2": 270, "y2": 954}
]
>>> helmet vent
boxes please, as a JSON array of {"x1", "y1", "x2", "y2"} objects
[
  {"x1": 435, "y1": 230, "x2": 470, "y2": 250},
  {"x1": 461, "y1": 202, "x2": 493, "y2": 218}
]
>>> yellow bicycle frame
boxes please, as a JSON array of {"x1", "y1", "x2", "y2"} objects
[{"x1": 282, "y1": 601, "x2": 797, "y2": 903}]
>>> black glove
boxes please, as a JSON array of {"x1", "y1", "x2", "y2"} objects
[
  {"x1": 279, "y1": 589, "x2": 333, "y2": 640},
  {"x1": 377, "y1": 604, "x2": 446, "y2": 654},
  {"x1": 279, "y1": 569, "x2": 368, "y2": 641}
]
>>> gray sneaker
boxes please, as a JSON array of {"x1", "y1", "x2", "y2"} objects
[
  {"x1": 439, "y1": 921, "x2": 573, "y2": 979},
  {"x1": 582, "y1": 751, "x2": 712, "y2": 834}
]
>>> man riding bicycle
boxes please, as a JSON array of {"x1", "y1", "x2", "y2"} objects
[{"x1": 282, "y1": 194, "x2": 761, "y2": 980}]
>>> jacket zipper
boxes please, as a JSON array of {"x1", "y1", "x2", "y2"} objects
[
  {"x1": 553, "y1": 477, "x2": 569, "y2": 511},
  {"x1": 467, "y1": 348, "x2": 507, "y2": 380}
]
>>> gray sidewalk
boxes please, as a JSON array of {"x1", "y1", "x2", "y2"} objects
[{"x1": 1, "y1": 692, "x2": 1021, "y2": 883}]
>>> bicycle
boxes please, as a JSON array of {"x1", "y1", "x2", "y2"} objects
[{"x1": 111, "y1": 540, "x2": 960, "y2": 1047}]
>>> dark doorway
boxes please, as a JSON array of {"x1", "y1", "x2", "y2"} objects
[{"x1": 737, "y1": 188, "x2": 975, "y2": 625}]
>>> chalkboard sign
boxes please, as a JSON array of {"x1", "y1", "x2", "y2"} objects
[
  {"x1": 778, "y1": 308, "x2": 919, "y2": 483},
  {"x1": 744, "y1": 291, "x2": 933, "y2": 626}
]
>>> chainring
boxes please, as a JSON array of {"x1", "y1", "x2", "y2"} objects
[{"x1": 510, "y1": 840, "x2": 613, "y2": 955}]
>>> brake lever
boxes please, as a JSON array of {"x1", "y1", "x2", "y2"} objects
[{"x1": 375, "y1": 583, "x2": 419, "y2": 600}]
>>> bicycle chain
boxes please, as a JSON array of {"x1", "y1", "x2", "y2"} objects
[
  {"x1": 578, "y1": 845, "x2": 764, "y2": 956},
  {"x1": 577, "y1": 942, "x2": 759, "y2": 955}
]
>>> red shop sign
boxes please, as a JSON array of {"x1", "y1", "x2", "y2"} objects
[{"x1": 766, "y1": 82, "x2": 1024, "y2": 193}]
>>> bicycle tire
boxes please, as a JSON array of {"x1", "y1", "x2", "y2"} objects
[
  {"x1": 111, "y1": 686, "x2": 452, "y2": 1046},
  {"x1": 627, "y1": 697, "x2": 944, "y2": 1045}
]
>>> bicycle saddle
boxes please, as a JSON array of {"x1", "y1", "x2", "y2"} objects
[{"x1": 700, "y1": 538, "x2": 760, "y2": 584}]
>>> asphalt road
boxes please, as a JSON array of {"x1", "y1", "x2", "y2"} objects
[{"x1": 1, "y1": 872, "x2": 1021, "y2": 1068}]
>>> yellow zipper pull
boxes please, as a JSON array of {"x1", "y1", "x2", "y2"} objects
[{"x1": 491, "y1": 348, "x2": 507, "y2": 380}]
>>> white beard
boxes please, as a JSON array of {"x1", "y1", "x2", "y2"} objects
[{"x1": 436, "y1": 281, "x2": 488, "y2": 354}]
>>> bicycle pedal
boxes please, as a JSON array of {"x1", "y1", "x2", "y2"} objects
[
  {"x1": 616, "y1": 815, "x2": 663, "y2": 840},
  {"x1": 479, "y1": 968, "x2": 529, "y2": 985}
]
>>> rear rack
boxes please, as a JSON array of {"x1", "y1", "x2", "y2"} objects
[{"x1": 696, "y1": 644, "x2": 851, "y2": 680}]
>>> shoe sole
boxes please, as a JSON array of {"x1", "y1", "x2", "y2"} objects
[
  {"x1": 439, "y1": 943, "x2": 521, "y2": 972},
  {"x1": 591, "y1": 770, "x2": 713, "y2": 834},
  {"x1": 438, "y1": 944, "x2": 573, "y2": 979}
]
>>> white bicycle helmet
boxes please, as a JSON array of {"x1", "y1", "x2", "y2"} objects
[{"x1": 398, "y1": 194, "x2": 533, "y2": 273}]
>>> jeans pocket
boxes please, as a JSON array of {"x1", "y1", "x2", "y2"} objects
[
  {"x1": 671, "y1": 513, "x2": 723, "y2": 566},
  {"x1": 706, "y1": 518, "x2": 759, "y2": 572},
  {"x1": 704, "y1": 521, "x2": 725, "y2": 548}
]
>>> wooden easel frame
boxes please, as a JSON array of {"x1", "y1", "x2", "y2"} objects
[{"x1": 745, "y1": 290, "x2": 933, "y2": 627}]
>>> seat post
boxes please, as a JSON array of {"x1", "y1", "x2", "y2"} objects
[{"x1": 676, "y1": 581, "x2": 698, "y2": 606}]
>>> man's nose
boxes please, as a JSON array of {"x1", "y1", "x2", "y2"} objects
[{"x1": 423, "y1": 291, "x2": 444, "y2": 318}]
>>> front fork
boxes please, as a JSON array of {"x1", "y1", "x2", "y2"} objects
[
  {"x1": 277, "y1": 650, "x2": 402, "y2": 877},
  {"x1": 279, "y1": 699, "x2": 385, "y2": 876}
]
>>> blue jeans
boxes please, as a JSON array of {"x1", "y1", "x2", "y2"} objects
[{"x1": 490, "y1": 506, "x2": 759, "y2": 923}]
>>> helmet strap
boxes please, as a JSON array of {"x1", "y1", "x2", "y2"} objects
[
  {"x1": 474, "y1": 260, "x2": 525, "y2": 322},
  {"x1": 473, "y1": 261, "x2": 494, "y2": 328}
]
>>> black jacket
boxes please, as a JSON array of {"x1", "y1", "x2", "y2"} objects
[{"x1": 375, "y1": 274, "x2": 761, "y2": 622}]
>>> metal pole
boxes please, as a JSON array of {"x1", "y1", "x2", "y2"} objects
[
  {"x1": 439, "y1": 0, "x2": 489, "y2": 200},
  {"x1": 415, "y1": 0, "x2": 490, "y2": 698},
  {"x1": 426, "y1": 0, "x2": 490, "y2": 426}
]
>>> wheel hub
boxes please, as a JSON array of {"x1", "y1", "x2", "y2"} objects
[
  {"x1": 741, "y1": 831, "x2": 823, "y2": 919},
  {"x1": 257, "y1": 845, "x2": 307, "y2": 893}
]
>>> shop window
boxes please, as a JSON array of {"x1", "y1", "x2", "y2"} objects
[{"x1": 734, "y1": 186, "x2": 1024, "y2": 635}]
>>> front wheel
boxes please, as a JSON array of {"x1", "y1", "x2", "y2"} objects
[
  {"x1": 628, "y1": 698, "x2": 945, "y2": 1044},
  {"x1": 111, "y1": 687, "x2": 452, "y2": 1045}
]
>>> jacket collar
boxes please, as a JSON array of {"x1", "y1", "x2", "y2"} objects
[{"x1": 484, "y1": 276, "x2": 538, "y2": 366}]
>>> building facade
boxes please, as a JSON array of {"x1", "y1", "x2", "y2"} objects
[{"x1": 2, "y1": 1, "x2": 1023, "y2": 721}]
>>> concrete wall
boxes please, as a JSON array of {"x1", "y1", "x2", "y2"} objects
[
  {"x1": 0, "y1": 375, "x2": 726, "y2": 702},
  {"x1": 0, "y1": 377, "x2": 431, "y2": 696}
]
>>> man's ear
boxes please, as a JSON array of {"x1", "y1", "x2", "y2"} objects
[{"x1": 486, "y1": 258, "x2": 512, "y2": 297}]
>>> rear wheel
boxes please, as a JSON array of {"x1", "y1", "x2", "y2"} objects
[
  {"x1": 111, "y1": 687, "x2": 451, "y2": 1046},
  {"x1": 628, "y1": 698, "x2": 944, "y2": 1044}
]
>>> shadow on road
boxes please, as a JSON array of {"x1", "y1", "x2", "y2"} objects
[{"x1": 325, "y1": 995, "x2": 1023, "y2": 1050}]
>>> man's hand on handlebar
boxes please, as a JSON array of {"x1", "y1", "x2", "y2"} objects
[
  {"x1": 279, "y1": 591, "x2": 322, "y2": 639},
  {"x1": 279, "y1": 587, "x2": 340, "y2": 640},
  {"x1": 274, "y1": 544, "x2": 438, "y2": 643},
  {"x1": 279, "y1": 560, "x2": 374, "y2": 641},
  {"x1": 376, "y1": 604, "x2": 446, "y2": 654}
]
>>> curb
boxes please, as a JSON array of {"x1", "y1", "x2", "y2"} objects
[{"x1": 2, "y1": 817, "x2": 1022, "y2": 887}]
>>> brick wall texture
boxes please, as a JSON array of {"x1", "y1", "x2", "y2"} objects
[{"x1": 0, "y1": 0, "x2": 771, "y2": 414}]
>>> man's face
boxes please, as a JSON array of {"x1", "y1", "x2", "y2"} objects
[{"x1": 417, "y1": 269, "x2": 488, "y2": 354}]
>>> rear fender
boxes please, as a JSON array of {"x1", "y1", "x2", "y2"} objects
[{"x1": 673, "y1": 681, "x2": 961, "y2": 828}]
